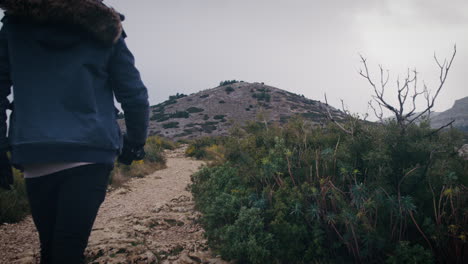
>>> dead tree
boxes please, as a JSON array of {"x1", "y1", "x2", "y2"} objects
[
  {"x1": 359, "y1": 46, "x2": 457, "y2": 131},
  {"x1": 322, "y1": 94, "x2": 359, "y2": 137}
]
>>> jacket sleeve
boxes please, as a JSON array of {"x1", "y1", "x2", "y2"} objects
[
  {"x1": 0, "y1": 24, "x2": 11, "y2": 152},
  {"x1": 108, "y1": 37, "x2": 149, "y2": 147}
]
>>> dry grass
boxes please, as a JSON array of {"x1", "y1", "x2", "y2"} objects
[{"x1": 109, "y1": 161, "x2": 167, "y2": 189}]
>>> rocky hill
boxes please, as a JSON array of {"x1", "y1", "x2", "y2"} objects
[
  {"x1": 431, "y1": 96, "x2": 468, "y2": 132},
  {"x1": 127, "y1": 81, "x2": 346, "y2": 140}
]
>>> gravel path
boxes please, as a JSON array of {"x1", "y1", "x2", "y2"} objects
[{"x1": 0, "y1": 147, "x2": 228, "y2": 264}]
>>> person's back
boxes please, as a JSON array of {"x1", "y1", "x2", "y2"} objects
[{"x1": 0, "y1": 0, "x2": 150, "y2": 263}]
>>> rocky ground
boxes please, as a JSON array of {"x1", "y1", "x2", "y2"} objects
[{"x1": 0, "y1": 147, "x2": 229, "y2": 264}]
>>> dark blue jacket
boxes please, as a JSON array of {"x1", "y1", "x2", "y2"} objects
[{"x1": 0, "y1": 3, "x2": 149, "y2": 165}]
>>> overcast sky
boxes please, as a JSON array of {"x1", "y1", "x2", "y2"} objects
[
  {"x1": 103, "y1": 0, "x2": 468, "y2": 118},
  {"x1": 0, "y1": 0, "x2": 461, "y2": 119}
]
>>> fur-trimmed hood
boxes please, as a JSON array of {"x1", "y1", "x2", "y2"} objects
[{"x1": 0, "y1": 0, "x2": 123, "y2": 45}]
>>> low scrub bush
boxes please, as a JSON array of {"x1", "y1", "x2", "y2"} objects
[
  {"x1": 213, "y1": 115, "x2": 226, "y2": 120},
  {"x1": 109, "y1": 136, "x2": 174, "y2": 188},
  {"x1": 186, "y1": 107, "x2": 205, "y2": 113},
  {"x1": 190, "y1": 118, "x2": 468, "y2": 263},
  {"x1": 219, "y1": 80, "x2": 239, "y2": 86},
  {"x1": 163, "y1": 122, "x2": 179, "y2": 129},
  {"x1": 252, "y1": 91, "x2": 271, "y2": 102},
  {"x1": 170, "y1": 111, "x2": 189, "y2": 119},
  {"x1": 225, "y1": 86, "x2": 235, "y2": 94},
  {"x1": 0, "y1": 168, "x2": 29, "y2": 223},
  {"x1": 168, "y1": 93, "x2": 187, "y2": 100},
  {"x1": 185, "y1": 136, "x2": 226, "y2": 160}
]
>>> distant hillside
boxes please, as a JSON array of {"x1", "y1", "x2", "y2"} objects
[
  {"x1": 431, "y1": 96, "x2": 468, "y2": 132},
  {"x1": 122, "y1": 81, "x2": 346, "y2": 140}
]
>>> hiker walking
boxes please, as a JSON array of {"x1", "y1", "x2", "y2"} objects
[{"x1": 0, "y1": 0, "x2": 149, "y2": 263}]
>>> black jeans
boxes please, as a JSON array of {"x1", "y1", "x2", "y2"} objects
[{"x1": 25, "y1": 163, "x2": 112, "y2": 264}]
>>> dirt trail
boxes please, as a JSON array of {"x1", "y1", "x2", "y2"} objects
[{"x1": 0, "y1": 147, "x2": 228, "y2": 264}]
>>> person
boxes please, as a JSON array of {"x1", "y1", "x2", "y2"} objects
[{"x1": 0, "y1": 0, "x2": 150, "y2": 263}]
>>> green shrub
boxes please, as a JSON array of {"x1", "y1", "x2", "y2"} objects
[
  {"x1": 168, "y1": 93, "x2": 187, "y2": 100},
  {"x1": 109, "y1": 136, "x2": 172, "y2": 187},
  {"x1": 151, "y1": 106, "x2": 164, "y2": 113},
  {"x1": 0, "y1": 168, "x2": 29, "y2": 223},
  {"x1": 214, "y1": 115, "x2": 226, "y2": 120},
  {"x1": 219, "y1": 207, "x2": 274, "y2": 263},
  {"x1": 169, "y1": 111, "x2": 189, "y2": 119},
  {"x1": 186, "y1": 107, "x2": 204, "y2": 113},
  {"x1": 190, "y1": 118, "x2": 468, "y2": 263},
  {"x1": 186, "y1": 136, "x2": 226, "y2": 159},
  {"x1": 252, "y1": 91, "x2": 271, "y2": 102},
  {"x1": 201, "y1": 124, "x2": 217, "y2": 133},
  {"x1": 301, "y1": 112, "x2": 323, "y2": 119},
  {"x1": 144, "y1": 136, "x2": 174, "y2": 163},
  {"x1": 386, "y1": 241, "x2": 434, "y2": 264},
  {"x1": 219, "y1": 80, "x2": 239, "y2": 86},
  {"x1": 225, "y1": 86, "x2": 235, "y2": 94},
  {"x1": 163, "y1": 99, "x2": 177, "y2": 106},
  {"x1": 183, "y1": 129, "x2": 195, "y2": 134},
  {"x1": 163, "y1": 122, "x2": 179, "y2": 129},
  {"x1": 151, "y1": 112, "x2": 169, "y2": 122},
  {"x1": 144, "y1": 148, "x2": 164, "y2": 164}
]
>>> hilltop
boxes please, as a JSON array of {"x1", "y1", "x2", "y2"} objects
[{"x1": 125, "y1": 81, "x2": 346, "y2": 140}]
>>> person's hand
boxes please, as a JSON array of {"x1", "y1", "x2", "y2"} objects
[
  {"x1": 118, "y1": 136, "x2": 145, "y2": 165},
  {"x1": 0, "y1": 152, "x2": 13, "y2": 190}
]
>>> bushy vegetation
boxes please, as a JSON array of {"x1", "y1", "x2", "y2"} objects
[
  {"x1": 0, "y1": 168, "x2": 29, "y2": 223},
  {"x1": 150, "y1": 93, "x2": 187, "y2": 114},
  {"x1": 109, "y1": 135, "x2": 176, "y2": 187},
  {"x1": 213, "y1": 115, "x2": 226, "y2": 120},
  {"x1": 170, "y1": 111, "x2": 190, "y2": 119},
  {"x1": 186, "y1": 107, "x2": 205, "y2": 113},
  {"x1": 153, "y1": 111, "x2": 190, "y2": 122},
  {"x1": 219, "y1": 80, "x2": 239, "y2": 86},
  {"x1": 168, "y1": 93, "x2": 187, "y2": 100},
  {"x1": 190, "y1": 118, "x2": 468, "y2": 263},
  {"x1": 185, "y1": 136, "x2": 226, "y2": 160},
  {"x1": 150, "y1": 112, "x2": 169, "y2": 122},
  {"x1": 252, "y1": 88, "x2": 271, "y2": 102},
  {"x1": 163, "y1": 122, "x2": 179, "y2": 129},
  {"x1": 225, "y1": 86, "x2": 235, "y2": 94}
]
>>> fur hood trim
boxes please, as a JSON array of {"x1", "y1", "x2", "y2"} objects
[{"x1": 0, "y1": 0, "x2": 123, "y2": 45}]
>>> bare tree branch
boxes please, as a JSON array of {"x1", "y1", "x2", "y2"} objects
[
  {"x1": 359, "y1": 45, "x2": 456, "y2": 131},
  {"x1": 425, "y1": 120, "x2": 455, "y2": 137},
  {"x1": 408, "y1": 45, "x2": 456, "y2": 125},
  {"x1": 359, "y1": 56, "x2": 399, "y2": 117},
  {"x1": 322, "y1": 94, "x2": 353, "y2": 136},
  {"x1": 368, "y1": 100, "x2": 384, "y2": 123}
]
